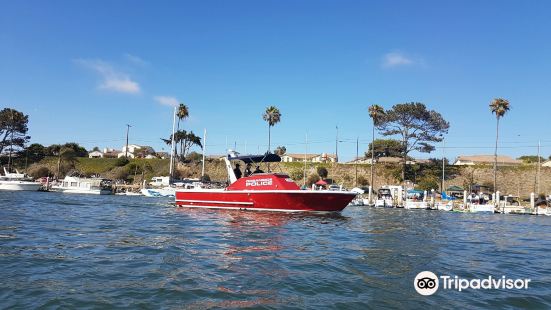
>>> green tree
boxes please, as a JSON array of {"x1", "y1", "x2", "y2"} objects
[
  {"x1": 0, "y1": 108, "x2": 30, "y2": 155},
  {"x1": 490, "y1": 98, "x2": 510, "y2": 192},
  {"x1": 21, "y1": 143, "x2": 46, "y2": 163},
  {"x1": 274, "y1": 146, "x2": 287, "y2": 156},
  {"x1": 365, "y1": 139, "x2": 403, "y2": 158},
  {"x1": 377, "y1": 102, "x2": 449, "y2": 181},
  {"x1": 62, "y1": 142, "x2": 88, "y2": 157},
  {"x1": 168, "y1": 130, "x2": 202, "y2": 161},
  {"x1": 317, "y1": 166, "x2": 328, "y2": 179},
  {"x1": 45, "y1": 144, "x2": 62, "y2": 156},
  {"x1": 45, "y1": 143, "x2": 87, "y2": 157},
  {"x1": 262, "y1": 106, "x2": 281, "y2": 153},
  {"x1": 56, "y1": 146, "x2": 78, "y2": 177}
]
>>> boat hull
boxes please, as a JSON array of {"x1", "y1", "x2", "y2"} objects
[
  {"x1": 175, "y1": 190, "x2": 356, "y2": 212},
  {"x1": 0, "y1": 181, "x2": 42, "y2": 191},
  {"x1": 469, "y1": 204, "x2": 495, "y2": 213},
  {"x1": 374, "y1": 198, "x2": 395, "y2": 208},
  {"x1": 404, "y1": 201, "x2": 428, "y2": 209},
  {"x1": 141, "y1": 187, "x2": 175, "y2": 197},
  {"x1": 50, "y1": 187, "x2": 112, "y2": 195}
]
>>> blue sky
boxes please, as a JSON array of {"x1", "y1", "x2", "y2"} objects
[{"x1": 1, "y1": 0, "x2": 551, "y2": 161}]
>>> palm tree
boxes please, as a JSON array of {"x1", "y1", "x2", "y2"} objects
[
  {"x1": 368, "y1": 104, "x2": 385, "y2": 197},
  {"x1": 262, "y1": 106, "x2": 281, "y2": 153},
  {"x1": 489, "y1": 98, "x2": 510, "y2": 193},
  {"x1": 176, "y1": 103, "x2": 189, "y2": 131}
]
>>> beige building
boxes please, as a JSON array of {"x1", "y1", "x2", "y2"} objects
[
  {"x1": 453, "y1": 155, "x2": 522, "y2": 166},
  {"x1": 281, "y1": 153, "x2": 337, "y2": 163}
]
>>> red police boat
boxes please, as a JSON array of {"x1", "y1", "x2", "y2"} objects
[{"x1": 174, "y1": 153, "x2": 356, "y2": 212}]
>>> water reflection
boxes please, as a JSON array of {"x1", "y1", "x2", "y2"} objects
[{"x1": 1, "y1": 192, "x2": 550, "y2": 309}]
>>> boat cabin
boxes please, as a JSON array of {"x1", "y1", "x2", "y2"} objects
[{"x1": 224, "y1": 152, "x2": 285, "y2": 184}]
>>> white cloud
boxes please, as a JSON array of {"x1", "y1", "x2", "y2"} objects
[
  {"x1": 154, "y1": 96, "x2": 179, "y2": 107},
  {"x1": 382, "y1": 52, "x2": 414, "y2": 68},
  {"x1": 75, "y1": 59, "x2": 141, "y2": 94},
  {"x1": 124, "y1": 53, "x2": 148, "y2": 66}
]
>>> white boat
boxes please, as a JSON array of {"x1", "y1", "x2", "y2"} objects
[
  {"x1": 534, "y1": 206, "x2": 551, "y2": 216},
  {"x1": 0, "y1": 167, "x2": 42, "y2": 191},
  {"x1": 436, "y1": 201, "x2": 453, "y2": 211},
  {"x1": 349, "y1": 187, "x2": 366, "y2": 206},
  {"x1": 374, "y1": 187, "x2": 396, "y2": 208},
  {"x1": 468, "y1": 203, "x2": 495, "y2": 213},
  {"x1": 495, "y1": 196, "x2": 528, "y2": 214},
  {"x1": 404, "y1": 190, "x2": 428, "y2": 209},
  {"x1": 50, "y1": 176, "x2": 113, "y2": 195},
  {"x1": 141, "y1": 186, "x2": 176, "y2": 197},
  {"x1": 115, "y1": 191, "x2": 143, "y2": 196}
]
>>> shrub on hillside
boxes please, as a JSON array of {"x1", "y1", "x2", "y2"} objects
[
  {"x1": 111, "y1": 167, "x2": 129, "y2": 180},
  {"x1": 306, "y1": 174, "x2": 320, "y2": 186},
  {"x1": 416, "y1": 176, "x2": 440, "y2": 192},
  {"x1": 115, "y1": 157, "x2": 129, "y2": 167},
  {"x1": 357, "y1": 176, "x2": 369, "y2": 186},
  {"x1": 289, "y1": 169, "x2": 304, "y2": 181},
  {"x1": 186, "y1": 152, "x2": 202, "y2": 162},
  {"x1": 28, "y1": 166, "x2": 51, "y2": 179}
]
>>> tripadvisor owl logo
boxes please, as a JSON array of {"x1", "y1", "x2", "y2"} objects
[{"x1": 414, "y1": 271, "x2": 439, "y2": 296}]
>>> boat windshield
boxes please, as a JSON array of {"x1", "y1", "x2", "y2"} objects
[
  {"x1": 228, "y1": 153, "x2": 283, "y2": 175},
  {"x1": 228, "y1": 153, "x2": 282, "y2": 164},
  {"x1": 407, "y1": 190, "x2": 424, "y2": 200}
]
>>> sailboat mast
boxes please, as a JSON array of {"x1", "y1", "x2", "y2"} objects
[
  {"x1": 442, "y1": 139, "x2": 445, "y2": 193},
  {"x1": 169, "y1": 107, "x2": 177, "y2": 179},
  {"x1": 303, "y1": 133, "x2": 308, "y2": 186},
  {"x1": 201, "y1": 128, "x2": 207, "y2": 177}
]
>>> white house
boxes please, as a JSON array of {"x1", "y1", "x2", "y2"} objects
[
  {"x1": 542, "y1": 160, "x2": 551, "y2": 167},
  {"x1": 88, "y1": 151, "x2": 104, "y2": 158},
  {"x1": 117, "y1": 144, "x2": 155, "y2": 158}
]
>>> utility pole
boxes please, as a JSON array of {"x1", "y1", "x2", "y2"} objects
[
  {"x1": 335, "y1": 126, "x2": 339, "y2": 163},
  {"x1": 125, "y1": 124, "x2": 132, "y2": 158},
  {"x1": 537, "y1": 140, "x2": 541, "y2": 194},
  {"x1": 355, "y1": 137, "x2": 359, "y2": 187},
  {"x1": 169, "y1": 107, "x2": 177, "y2": 179}
]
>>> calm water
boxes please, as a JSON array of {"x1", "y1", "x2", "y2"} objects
[{"x1": 1, "y1": 191, "x2": 550, "y2": 309}]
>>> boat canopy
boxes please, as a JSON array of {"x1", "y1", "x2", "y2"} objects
[{"x1": 228, "y1": 153, "x2": 281, "y2": 164}]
